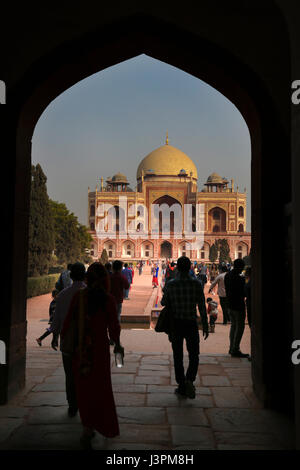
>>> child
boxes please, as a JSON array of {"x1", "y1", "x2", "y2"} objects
[
  {"x1": 36, "y1": 289, "x2": 58, "y2": 346},
  {"x1": 207, "y1": 297, "x2": 218, "y2": 333}
]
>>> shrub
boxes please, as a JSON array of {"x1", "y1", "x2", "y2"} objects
[
  {"x1": 48, "y1": 265, "x2": 64, "y2": 274},
  {"x1": 27, "y1": 274, "x2": 60, "y2": 298}
]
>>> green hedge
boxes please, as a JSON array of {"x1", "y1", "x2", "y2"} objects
[
  {"x1": 48, "y1": 265, "x2": 65, "y2": 274},
  {"x1": 27, "y1": 273, "x2": 60, "y2": 298}
]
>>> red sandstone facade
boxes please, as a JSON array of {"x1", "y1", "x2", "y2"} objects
[{"x1": 88, "y1": 141, "x2": 251, "y2": 262}]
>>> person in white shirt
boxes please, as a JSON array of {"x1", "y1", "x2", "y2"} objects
[{"x1": 208, "y1": 264, "x2": 230, "y2": 325}]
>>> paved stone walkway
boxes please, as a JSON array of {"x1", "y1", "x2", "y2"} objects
[
  {"x1": 0, "y1": 345, "x2": 294, "y2": 450},
  {"x1": 0, "y1": 267, "x2": 293, "y2": 450}
]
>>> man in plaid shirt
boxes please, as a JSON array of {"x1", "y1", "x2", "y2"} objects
[{"x1": 161, "y1": 256, "x2": 209, "y2": 398}]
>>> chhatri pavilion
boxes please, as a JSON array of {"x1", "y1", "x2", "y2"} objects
[{"x1": 88, "y1": 135, "x2": 251, "y2": 262}]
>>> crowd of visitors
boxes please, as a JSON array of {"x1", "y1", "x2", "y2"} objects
[{"x1": 35, "y1": 254, "x2": 251, "y2": 449}]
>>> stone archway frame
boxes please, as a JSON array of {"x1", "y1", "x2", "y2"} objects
[
  {"x1": 141, "y1": 240, "x2": 154, "y2": 258},
  {"x1": 150, "y1": 191, "x2": 183, "y2": 237},
  {"x1": 160, "y1": 240, "x2": 173, "y2": 259},
  {"x1": 207, "y1": 205, "x2": 227, "y2": 232},
  {"x1": 5, "y1": 10, "x2": 291, "y2": 414}
]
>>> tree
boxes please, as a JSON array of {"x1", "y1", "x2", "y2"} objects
[
  {"x1": 28, "y1": 164, "x2": 55, "y2": 277},
  {"x1": 218, "y1": 239, "x2": 232, "y2": 264},
  {"x1": 100, "y1": 249, "x2": 109, "y2": 265},
  {"x1": 50, "y1": 200, "x2": 93, "y2": 266},
  {"x1": 209, "y1": 243, "x2": 218, "y2": 262}
]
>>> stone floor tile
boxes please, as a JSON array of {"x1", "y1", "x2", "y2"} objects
[
  {"x1": 217, "y1": 356, "x2": 242, "y2": 362},
  {"x1": 198, "y1": 365, "x2": 225, "y2": 375},
  {"x1": 171, "y1": 425, "x2": 215, "y2": 449},
  {"x1": 231, "y1": 379, "x2": 253, "y2": 387},
  {"x1": 198, "y1": 356, "x2": 219, "y2": 364},
  {"x1": 22, "y1": 392, "x2": 67, "y2": 407},
  {"x1": 117, "y1": 406, "x2": 166, "y2": 424},
  {"x1": 44, "y1": 376, "x2": 65, "y2": 384},
  {"x1": 0, "y1": 424, "x2": 83, "y2": 450},
  {"x1": 141, "y1": 355, "x2": 170, "y2": 361},
  {"x1": 32, "y1": 383, "x2": 65, "y2": 392},
  {"x1": 0, "y1": 406, "x2": 29, "y2": 419},
  {"x1": 167, "y1": 407, "x2": 209, "y2": 426},
  {"x1": 105, "y1": 442, "x2": 169, "y2": 450},
  {"x1": 113, "y1": 424, "x2": 170, "y2": 446},
  {"x1": 111, "y1": 363, "x2": 138, "y2": 373},
  {"x1": 206, "y1": 408, "x2": 293, "y2": 442},
  {"x1": 112, "y1": 384, "x2": 147, "y2": 393},
  {"x1": 135, "y1": 376, "x2": 170, "y2": 385},
  {"x1": 147, "y1": 393, "x2": 185, "y2": 407},
  {"x1": 25, "y1": 375, "x2": 47, "y2": 384},
  {"x1": 51, "y1": 367, "x2": 65, "y2": 376},
  {"x1": 0, "y1": 418, "x2": 24, "y2": 443},
  {"x1": 171, "y1": 372, "x2": 200, "y2": 385},
  {"x1": 122, "y1": 354, "x2": 142, "y2": 362},
  {"x1": 225, "y1": 368, "x2": 251, "y2": 377},
  {"x1": 211, "y1": 387, "x2": 251, "y2": 407},
  {"x1": 26, "y1": 368, "x2": 51, "y2": 376},
  {"x1": 114, "y1": 393, "x2": 145, "y2": 406},
  {"x1": 202, "y1": 376, "x2": 231, "y2": 387},
  {"x1": 243, "y1": 387, "x2": 263, "y2": 409},
  {"x1": 138, "y1": 370, "x2": 170, "y2": 377},
  {"x1": 141, "y1": 358, "x2": 170, "y2": 366},
  {"x1": 147, "y1": 385, "x2": 211, "y2": 395},
  {"x1": 111, "y1": 374, "x2": 135, "y2": 384},
  {"x1": 27, "y1": 406, "x2": 80, "y2": 424},
  {"x1": 178, "y1": 395, "x2": 214, "y2": 408},
  {"x1": 215, "y1": 431, "x2": 287, "y2": 450},
  {"x1": 140, "y1": 364, "x2": 170, "y2": 371}
]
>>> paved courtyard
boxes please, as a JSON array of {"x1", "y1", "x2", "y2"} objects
[{"x1": 0, "y1": 267, "x2": 294, "y2": 450}]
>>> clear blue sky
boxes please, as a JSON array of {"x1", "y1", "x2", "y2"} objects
[{"x1": 32, "y1": 54, "x2": 251, "y2": 231}]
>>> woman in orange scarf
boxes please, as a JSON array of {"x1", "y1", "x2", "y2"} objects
[{"x1": 61, "y1": 262, "x2": 123, "y2": 449}]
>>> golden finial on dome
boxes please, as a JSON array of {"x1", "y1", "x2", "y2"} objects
[{"x1": 166, "y1": 130, "x2": 169, "y2": 145}]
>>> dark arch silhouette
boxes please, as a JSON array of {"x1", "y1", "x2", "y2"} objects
[{"x1": 3, "y1": 9, "x2": 294, "y2": 427}]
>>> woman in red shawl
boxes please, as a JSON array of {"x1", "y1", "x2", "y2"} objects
[{"x1": 61, "y1": 262, "x2": 123, "y2": 449}]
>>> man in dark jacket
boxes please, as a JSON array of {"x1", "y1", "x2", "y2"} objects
[
  {"x1": 224, "y1": 258, "x2": 249, "y2": 358},
  {"x1": 161, "y1": 256, "x2": 209, "y2": 399},
  {"x1": 110, "y1": 260, "x2": 129, "y2": 323}
]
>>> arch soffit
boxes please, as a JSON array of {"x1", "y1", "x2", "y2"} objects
[
  {"x1": 141, "y1": 240, "x2": 154, "y2": 247},
  {"x1": 208, "y1": 205, "x2": 227, "y2": 214},
  {"x1": 17, "y1": 10, "x2": 287, "y2": 148}
]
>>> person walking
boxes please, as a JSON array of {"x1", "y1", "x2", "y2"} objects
[
  {"x1": 208, "y1": 264, "x2": 230, "y2": 324},
  {"x1": 209, "y1": 263, "x2": 218, "y2": 283},
  {"x1": 224, "y1": 258, "x2": 249, "y2": 358},
  {"x1": 138, "y1": 261, "x2": 143, "y2": 275},
  {"x1": 161, "y1": 256, "x2": 209, "y2": 399},
  {"x1": 152, "y1": 263, "x2": 159, "y2": 288},
  {"x1": 165, "y1": 261, "x2": 177, "y2": 285},
  {"x1": 50, "y1": 262, "x2": 86, "y2": 416},
  {"x1": 110, "y1": 260, "x2": 129, "y2": 324},
  {"x1": 197, "y1": 262, "x2": 208, "y2": 289},
  {"x1": 122, "y1": 263, "x2": 132, "y2": 299},
  {"x1": 36, "y1": 289, "x2": 58, "y2": 346},
  {"x1": 61, "y1": 262, "x2": 123, "y2": 449},
  {"x1": 55, "y1": 263, "x2": 73, "y2": 292}
]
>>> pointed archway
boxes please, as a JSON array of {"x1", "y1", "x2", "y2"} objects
[{"x1": 160, "y1": 241, "x2": 172, "y2": 259}]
